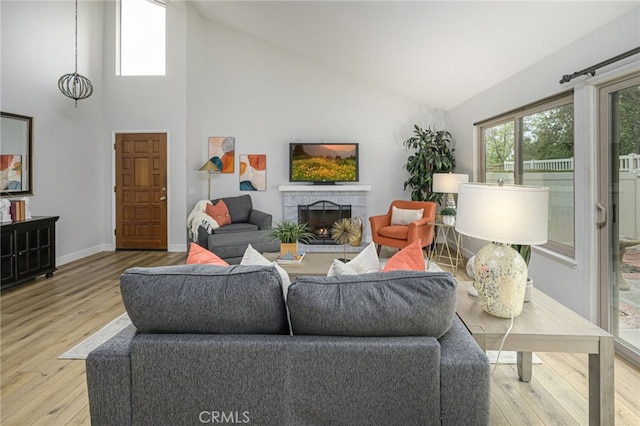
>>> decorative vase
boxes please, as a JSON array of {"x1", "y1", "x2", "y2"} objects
[
  {"x1": 442, "y1": 215, "x2": 455, "y2": 225},
  {"x1": 474, "y1": 243, "x2": 527, "y2": 318},
  {"x1": 524, "y1": 277, "x2": 533, "y2": 302}
]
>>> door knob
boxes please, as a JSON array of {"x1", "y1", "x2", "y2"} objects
[{"x1": 160, "y1": 196, "x2": 167, "y2": 201}]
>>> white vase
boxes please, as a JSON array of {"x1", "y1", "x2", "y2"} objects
[
  {"x1": 442, "y1": 215, "x2": 455, "y2": 225},
  {"x1": 524, "y1": 277, "x2": 533, "y2": 302}
]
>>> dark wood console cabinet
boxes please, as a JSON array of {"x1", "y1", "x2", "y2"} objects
[{"x1": 1, "y1": 216, "x2": 59, "y2": 291}]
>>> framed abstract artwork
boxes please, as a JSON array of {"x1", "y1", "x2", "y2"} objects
[
  {"x1": 239, "y1": 154, "x2": 266, "y2": 191},
  {"x1": 0, "y1": 155, "x2": 22, "y2": 191},
  {"x1": 208, "y1": 137, "x2": 235, "y2": 173}
]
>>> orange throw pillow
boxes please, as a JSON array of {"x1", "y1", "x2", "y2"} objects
[
  {"x1": 205, "y1": 200, "x2": 232, "y2": 227},
  {"x1": 186, "y1": 243, "x2": 229, "y2": 266},
  {"x1": 382, "y1": 240, "x2": 425, "y2": 272}
]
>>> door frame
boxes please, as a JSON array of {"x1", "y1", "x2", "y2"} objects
[
  {"x1": 596, "y1": 71, "x2": 640, "y2": 367},
  {"x1": 111, "y1": 130, "x2": 170, "y2": 250}
]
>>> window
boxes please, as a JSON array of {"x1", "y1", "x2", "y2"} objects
[
  {"x1": 477, "y1": 92, "x2": 575, "y2": 256},
  {"x1": 118, "y1": 0, "x2": 165, "y2": 76}
]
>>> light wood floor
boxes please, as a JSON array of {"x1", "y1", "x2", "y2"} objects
[{"x1": 1, "y1": 250, "x2": 639, "y2": 425}]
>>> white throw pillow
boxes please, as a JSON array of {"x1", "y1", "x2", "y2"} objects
[
  {"x1": 390, "y1": 206, "x2": 424, "y2": 225},
  {"x1": 327, "y1": 242, "x2": 381, "y2": 276},
  {"x1": 240, "y1": 244, "x2": 291, "y2": 300}
]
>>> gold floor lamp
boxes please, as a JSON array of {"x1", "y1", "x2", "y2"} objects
[{"x1": 199, "y1": 160, "x2": 222, "y2": 199}]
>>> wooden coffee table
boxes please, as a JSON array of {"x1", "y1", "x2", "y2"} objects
[
  {"x1": 455, "y1": 280, "x2": 614, "y2": 426},
  {"x1": 263, "y1": 252, "x2": 337, "y2": 278}
]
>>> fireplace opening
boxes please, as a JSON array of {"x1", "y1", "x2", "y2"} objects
[{"x1": 298, "y1": 200, "x2": 352, "y2": 245}]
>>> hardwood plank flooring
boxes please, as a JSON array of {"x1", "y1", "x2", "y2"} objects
[{"x1": 1, "y1": 250, "x2": 639, "y2": 425}]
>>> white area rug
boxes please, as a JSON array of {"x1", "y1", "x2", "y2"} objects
[
  {"x1": 59, "y1": 313, "x2": 131, "y2": 360},
  {"x1": 487, "y1": 351, "x2": 542, "y2": 364}
]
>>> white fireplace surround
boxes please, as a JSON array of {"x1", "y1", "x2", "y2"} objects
[{"x1": 278, "y1": 184, "x2": 371, "y2": 253}]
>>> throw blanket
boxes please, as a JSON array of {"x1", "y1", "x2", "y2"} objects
[{"x1": 187, "y1": 200, "x2": 220, "y2": 241}]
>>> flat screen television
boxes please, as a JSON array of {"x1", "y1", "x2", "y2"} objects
[{"x1": 289, "y1": 142, "x2": 359, "y2": 184}]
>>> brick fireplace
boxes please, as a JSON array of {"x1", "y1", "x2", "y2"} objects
[{"x1": 279, "y1": 185, "x2": 371, "y2": 253}]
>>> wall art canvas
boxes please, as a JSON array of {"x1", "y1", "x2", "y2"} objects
[
  {"x1": 239, "y1": 154, "x2": 266, "y2": 191},
  {"x1": 0, "y1": 155, "x2": 22, "y2": 190},
  {"x1": 208, "y1": 137, "x2": 235, "y2": 173}
]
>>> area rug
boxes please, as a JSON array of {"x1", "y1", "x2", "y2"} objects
[
  {"x1": 59, "y1": 312, "x2": 131, "y2": 360},
  {"x1": 487, "y1": 351, "x2": 542, "y2": 364}
]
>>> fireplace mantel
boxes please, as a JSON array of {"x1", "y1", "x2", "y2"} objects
[{"x1": 278, "y1": 184, "x2": 371, "y2": 252}]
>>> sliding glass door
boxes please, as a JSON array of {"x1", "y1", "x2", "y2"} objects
[{"x1": 598, "y1": 72, "x2": 640, "y2": 367}]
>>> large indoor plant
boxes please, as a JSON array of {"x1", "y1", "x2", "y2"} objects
[
  {"x1": 268, "y1": 220, "x2": 315, "y2": 257},
  {"x1": 403, "y1": 125, "x2": 456, "y2": 203}
]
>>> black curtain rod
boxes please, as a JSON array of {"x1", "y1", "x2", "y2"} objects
[{"x1": 560, "y1": 46, "x2": 640, "y2": 84}]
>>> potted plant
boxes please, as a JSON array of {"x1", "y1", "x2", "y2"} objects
[
  {"x1": 511, "y1": 244, "x2": 533, "y2": 302},
  {"x1": 403, "y1": 125, "x2": 456, "y2": 203},
  {"x1": 268, "y1": 221, "x2": 315, "y2": 258},
  {"x1": 440, "y1": 207, "x2": 456, "y2": 225}
]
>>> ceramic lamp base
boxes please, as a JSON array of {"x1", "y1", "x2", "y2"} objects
[{"x1": 474, "y1": 243, "x2": 528, "y2": 318}]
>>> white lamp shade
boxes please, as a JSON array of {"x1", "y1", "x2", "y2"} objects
[
  {"x1": 455, "y1": 183, "x2": 549, "y2": 245},
  {"x1": 432, "y1": 173, "x2": 469, "y2": 194}
]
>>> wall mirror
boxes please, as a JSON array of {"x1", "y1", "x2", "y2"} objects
[{"x1": 1, "y1": 112, "x2": 33, "y2": 197}]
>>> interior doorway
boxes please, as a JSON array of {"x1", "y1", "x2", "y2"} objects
[
  {"x1": 597, "y1": 72, "x2": 640, "y2": 367},
  {"x1": 114, "y1": 133, "x2": 168, "y2": 250}
]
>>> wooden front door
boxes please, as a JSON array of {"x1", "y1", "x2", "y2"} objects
[{"x1": 115, "y1": 133, "x2": 168, "y2": 250}]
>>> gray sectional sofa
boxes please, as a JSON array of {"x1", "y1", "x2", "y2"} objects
[{"x1": 86, "y1": 264, "x2": 490, "y2": 425}]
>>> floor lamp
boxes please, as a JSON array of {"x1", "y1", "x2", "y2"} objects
[
  {"x1": 432, "y1": 173, "x2": 468, "y2": 209},
  {"x1": 455, "y1": 181, "x2": 549, "y2": 318},
  {"x1": 199, "y1": 160, "x2": 221, "y2": 200}
]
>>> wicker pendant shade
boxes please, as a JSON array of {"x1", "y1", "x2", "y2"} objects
[{"x1": 58, "y1": 0, "x2": 93, "y2": 106}]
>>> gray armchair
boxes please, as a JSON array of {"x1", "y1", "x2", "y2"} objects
[{"x1": 196, "y1": 194, "x2": 279, "y2": 263}]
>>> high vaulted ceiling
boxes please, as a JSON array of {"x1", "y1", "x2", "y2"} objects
[{"x1": 190, "y1": 1, "x2": 639, "y2": 110}]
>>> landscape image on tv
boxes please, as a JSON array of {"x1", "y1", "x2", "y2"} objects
[{"x1": 290, "y1": 143, "x2": 358, "y2": 182}]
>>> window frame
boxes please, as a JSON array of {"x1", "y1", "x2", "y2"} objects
[
  {"x1": 116, "y1": 0, "x2": 166, "y2": 77},
  {"x1": 476, "y1": 91, "x2": 575, "y2": 258}
]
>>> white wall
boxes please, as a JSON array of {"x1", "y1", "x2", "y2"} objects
[
  {"x1": 184, "y1": 5, "x2": 439, "y2": 236},
  {"x1": 1, "y1": 0, "x2": 436, "y2": 262},
  {"x1": 1, "y1": 0, "x2": 105, "y2": 264},
  {"x1": 447, "y1": 8, "x2": 640, "y2": 318},
  {"x1": 101, "y1": 0, "x2": 188, "y2": 252}
]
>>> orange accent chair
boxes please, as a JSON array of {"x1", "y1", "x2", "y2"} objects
[{"x1": 369, "y1": 200, "x2": 436, "y2": 255}]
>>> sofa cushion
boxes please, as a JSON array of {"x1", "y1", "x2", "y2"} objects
[
  {"x1": 327, "y1": 242, "x2": 380, "y2": 276},
  {"x1": 241, "y1": 244, "x2": 291, "y2": 300},
  {"x1": 186, "y1": 243, "x2": 229, "y2": 266},
  {"x1": 391, "y1": 206, "x2": 423, "y2": 225},
  {"x1": 206, "y1": 200, "x2": 231, "y2": 227},
  {"x1": 382, "y1": 240, "x2": 425, "y2": 272},
  {"x1": 214, "y1": 194, "x2": 252, "y2": 223},
  {"x1": 287, "y1": 271, "x2": 457, "y2": 338},
  {"x1": 120, "y1": 264, "x2": 289, "y2": 335}
]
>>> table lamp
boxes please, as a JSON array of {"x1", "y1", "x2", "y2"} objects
[
  {"x1": 455, "y1": 181, "x2": 549, "y2": 318},
  {"x1": 432, "y1": 173, "x2": 469, "y2": 209},
  {"x1": 199, "y1": 160, "x2": 221, "y2": 199}
]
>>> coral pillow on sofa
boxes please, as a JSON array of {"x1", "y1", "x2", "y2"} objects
[
  {"x1": 206, "y1": 200, "x2": 232, "y2": 227},
  {"x1": 382, "y1": 240, "x2": 425, "y2": 272},
  {"x1": 186, "y1": 243, "x2": 229, "y2": 266}
]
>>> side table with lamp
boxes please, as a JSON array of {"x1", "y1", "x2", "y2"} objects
[{"x1": 453, "y1": 180, "x2": 614, "y2": 425}]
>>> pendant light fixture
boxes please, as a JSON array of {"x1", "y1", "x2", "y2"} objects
[{"x1": 58, "y1": 0, "x2": 93, "y2": 106}]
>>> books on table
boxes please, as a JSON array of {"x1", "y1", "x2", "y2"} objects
[{"x1": 276, "y1": 252, "x2": 305, "y2": 265}]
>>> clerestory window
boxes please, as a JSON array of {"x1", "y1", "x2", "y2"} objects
[{"x1": 118, "y1": 0, "x2": 166, "y2": 76}]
